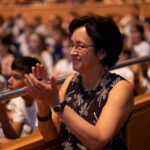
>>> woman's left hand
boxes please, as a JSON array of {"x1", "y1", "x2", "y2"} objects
[{"x1": 24, "y1": 64, "x2": 59, "y2": 107}]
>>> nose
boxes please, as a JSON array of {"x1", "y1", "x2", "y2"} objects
[
  {"x1": 69, "y1": 47, "x2": 78, "y2": 56},
  {"x1": 8, "y1": 76, "x2": 13, "y2": 85}
]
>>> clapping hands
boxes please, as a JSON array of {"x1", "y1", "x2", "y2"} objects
[{"x1": 24, "y1": 63, "x2": 59, "y2": 107}]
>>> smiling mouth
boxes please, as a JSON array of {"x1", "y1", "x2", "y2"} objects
[
  {"x1": 8, "y1": 86, "x2": 13, "y2": 90},
  {"x1": 72, "y1": 58, "x2": 80, "y2": 62}
]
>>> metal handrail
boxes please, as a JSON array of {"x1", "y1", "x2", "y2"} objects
[
  {"x1": 110, "y1": 55, "x2": 150, "y2": 70},
  {"x1": 0, "y1": 55, "x2": 150, "y2": 101}
]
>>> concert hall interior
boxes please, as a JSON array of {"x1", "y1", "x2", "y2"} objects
[{"x1": 0, "y1": 0, "x2": 150, "y2": 150}]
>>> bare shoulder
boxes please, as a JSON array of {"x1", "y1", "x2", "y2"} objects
[
  {"x1": 59, "y1": 74, "x2": 74, "y2": 102},
  {"x1": 108, "y1": 80, "x2": 134, "y2": 110},
  {"x1": 110, "y1": 80, "x2": 133, "y2": 95}
]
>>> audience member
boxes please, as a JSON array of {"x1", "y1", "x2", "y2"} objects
[
  {"x1": 125, "y1": 24, "x2": 150, "y2": 57},
  {"x1": 0, "y1": 34, "x2": 15, "y2": 80},
  {"x1": 53, "y1": 38, "x2": 74, "y2": 77},
  {"x1": 30, "y1": 16, "x2": 48, "y2": 36},
  {"x1": 16, "y1": 24, "x2": 34, "y2": 56},
  {"x1": 0, "y1": 57, "x2": 40, "y2": 144},
  {"x1": 28, "y1": 33, "x2": 53, "y2": 75},
  {"x1": 48, "y1": 27, "x2": 66, "y2": 64},
  {"x1": 130, "y1": 63, "x2": 150, "y2": 95},
  {"x1": 24, "y1": 15, "x2": 133, "y2": 150}
]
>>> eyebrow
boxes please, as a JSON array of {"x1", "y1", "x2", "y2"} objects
[{"x1": 70, "y1": 40, "x2": 86, "y2": 45}]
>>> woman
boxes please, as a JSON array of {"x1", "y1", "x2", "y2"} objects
[
  {"x1": 52, "y1": 38, "x2": 75, "y2": 78},
  {"x1": 24, "y1": 16, "x2": 133, "y2": 150},
  {"x1": 28, "y1": 33, "x2": 54, "y2": 75},
  {"x1": 125, "y1": 24, "x2": 150, "y2": 57},
  {"x1": 0, "y1": 34, "x2": 15, "y2": 80}
]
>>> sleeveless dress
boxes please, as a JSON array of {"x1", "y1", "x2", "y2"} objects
[{"x1": 60, "y1": 72, "x2": 129, "y2": 150}]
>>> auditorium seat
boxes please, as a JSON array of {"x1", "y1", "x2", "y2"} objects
[
  {"x1": 0, "y1": 130, "x2": 62, "y2": 150},
  {"x1": 126, "y1": 92, "x2": 150, "y2": 150}
]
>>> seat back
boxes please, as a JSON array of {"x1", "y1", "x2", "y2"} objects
[{"x1": 126, "y1": 92, "x2": 150, "y2": 150}]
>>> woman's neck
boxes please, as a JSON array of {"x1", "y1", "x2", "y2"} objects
[{"x1": 81, "y1": 65, "x2": 106, "y2": 90}]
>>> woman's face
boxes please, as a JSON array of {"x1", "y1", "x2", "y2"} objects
[
  {"x1": 70, "y1": 26, "x2": 100, "y2": 73},
  {"x1": 130, "y1": 26, "x2": 143, "y2": 44},
  {"x1": 29, "y1": 34, "x2": 40, "y2": 52}
]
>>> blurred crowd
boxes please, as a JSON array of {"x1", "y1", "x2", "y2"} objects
[
  {"x1": 0, "y1": 12, "x2": 77, "y2": 91},
  {"x1": 0, "y1": 5, "x2": 149, "y2": 95},
  {"x1": 0, "y1": 2, "x2": 149, "y2": 143}
]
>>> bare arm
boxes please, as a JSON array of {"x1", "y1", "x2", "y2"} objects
[
  {"x1": 24, "y1": 64, "x2": 59, "y2": 141},
  {"x1": 0, "y1": 104, "x2": 23, "y2": 139},
  {"x1": 36, "y1": 102, "x2": 58, "y2": 141},
  {"x1": 58, "y1": 81, "x2": 133, "y2": 150},
  {"x1": 34, "y1": 74, "x2": 73, "y2": 141},
  {"x1": 24, "y1": 64, "x2": 133, "y2": 149}
]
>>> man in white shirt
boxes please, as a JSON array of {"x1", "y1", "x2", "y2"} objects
[{"x1": 0, "y1": 57, "x2": 40, "y2": 144}]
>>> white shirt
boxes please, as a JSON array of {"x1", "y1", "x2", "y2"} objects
[
  {"x1": 54, "y1": 59, "x2": 74, "y2": 76},
  {"x1": 111, "y1": 67, "x2": 134, "y2": 83},
  {"x1": 143, "y1": 78, "x2": 150, "y2": 93},
  {"x1": 16, "y1": 34, "x2": 29, "y2": 56},
  {"x1": 133, "y1": 41, "x2": 150, "y2": 57},
  {"x1": 7, "y1": 97, "x2": 38, "y2": 129},
  {"x1": 28, "y1": 51, "x2": 54, "y2": 76},
  {"x1": 41, "y1": 51, "x2": 54, "y2": 75}
]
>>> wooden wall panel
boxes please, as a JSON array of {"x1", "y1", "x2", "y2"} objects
[{"x1": 0, "y1": 3, "x2": 150, "y2": 22}]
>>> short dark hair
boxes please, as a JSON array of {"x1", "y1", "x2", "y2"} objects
[
  {"x1": 0, "y1": 34, "x2": 13, "y2": 46},
  {"x1": 11, "y1": 57, "x2": 40, "y2": 74},
  {"x1": 122, "y1": 49, "x2": 132, "y2": 56},
  {"x1": 133, "y1": 24, "x2": 144, "y2": 35},
  {"x1": 69, "y1": 16, "x2": 123, "y2": 68}
]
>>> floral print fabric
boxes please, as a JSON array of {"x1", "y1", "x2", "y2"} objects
[{"x1": 60, "y1": 72, "x2": 128, "y2": 150}]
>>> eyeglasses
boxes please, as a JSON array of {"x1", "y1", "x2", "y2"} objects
[{"x1": 69, "y1": 43, "x2": 94, "y2": 52}]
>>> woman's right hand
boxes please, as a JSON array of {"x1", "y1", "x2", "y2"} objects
[{"x1": 24, "y1": 63, "x2": 60, "y2": 107}]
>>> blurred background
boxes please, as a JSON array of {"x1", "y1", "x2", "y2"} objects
[{"x1": 0, "y1": 0, "x2": 150, "y2": 95}]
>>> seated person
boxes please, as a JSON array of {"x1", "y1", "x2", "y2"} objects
[
  {"x1": 24, "y1": 16, "x2": 133, "y2": 150},
  {"x1": 0, "y1": 57, "x2": 40, "y2": 144},
  {"x1": 130, "y1": 63, "x2": 150, "y2": 95},
  {"x1": 52, "y1": 38, "x2": 75, "y2": 78},
  {"x1": 125, "y1": 24, "x2": 150, "y2": 57},
  {"x1": 0, "y1": 34, "x2": 15, "y2": 81},
  {"x1": 111, "y1": 49, "x2": 134, "y2": 84}
]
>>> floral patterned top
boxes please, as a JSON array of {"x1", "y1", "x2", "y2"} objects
[{"x1": 60, "y1": 72, "x2": 129, "y2": 150}]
